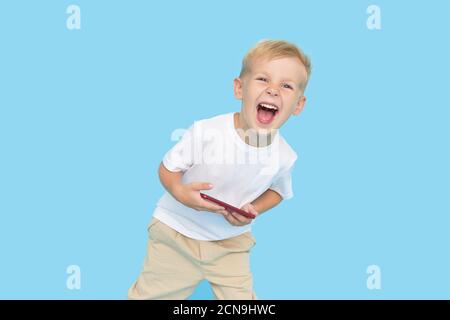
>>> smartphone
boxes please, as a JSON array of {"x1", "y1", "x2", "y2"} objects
[{"x1": 200, "y1": 193, "x2": 256, "y2": 219}]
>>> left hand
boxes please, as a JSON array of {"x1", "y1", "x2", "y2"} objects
[{"x1": 218, "y1": 203, "x2": 259, "y2": 226}]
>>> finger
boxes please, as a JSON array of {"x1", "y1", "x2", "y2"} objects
[
  {"x1": 217, "y1": 209, "x2": 229, "y2": 216},
  {"x1": 247, "y1": 205, "x2": 258, "y2": 216},
  {"x1": 190, "y1": 182, "x2": 213, "y2": 191},
  {"x1": 241, "y1": 204, "x2": 258, "y2": 218},
  {"x1": 230, "y1": 211, "x2": 250, "y2": 224},
  {"x1": 222, "y1": 209, "x2": 233, "y2": 218},
  {"x1": 224, "y1": 211, "x2": 242, "y2": 226},
  {"x1": 200, "y1": 200, "x2": 225, "y2": 212}
]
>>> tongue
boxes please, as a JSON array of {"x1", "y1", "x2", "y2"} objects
[{"x1": 257, "y1": 107, "x2": 275, "y2": 124}]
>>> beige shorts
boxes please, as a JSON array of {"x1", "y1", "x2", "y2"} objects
[{"x1": 128, "y1": 217, "x2": 257, "y2": 300}]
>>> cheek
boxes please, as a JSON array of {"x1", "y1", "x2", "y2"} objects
[
  {"x1": 282, "y1": 91, "x2": 297, "y2": 103},
  {"x1": 248, "y1": 82, "x2": 266, "y2": 92},
  {"x1": 280, "y1": 91, "x2": 290, "y2": 102},
  {"x1": 243, "y1": 86, "x2": 260, "y2": 102}
]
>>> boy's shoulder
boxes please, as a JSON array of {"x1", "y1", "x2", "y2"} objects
[
  {"x1": 193, "y1": 112, "x2": 232, "y2": 127},
  {"x1": 277, "y1": 135, "x2": 298, "y2": 166},
  {"x1": 187, "y1": 113, "x2": 232, "y2": 136}
]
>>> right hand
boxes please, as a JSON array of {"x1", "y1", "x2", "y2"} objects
[{"x1": 173, "y1": 182, "x2": 226, "y2": 214}]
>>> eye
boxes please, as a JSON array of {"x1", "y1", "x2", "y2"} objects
[
  {"x1": 282, "y1": 83, "x2": 293, "y2": 90},
  {"x1": 256, "y1": 77, "x2": 268, "y2": 82}
]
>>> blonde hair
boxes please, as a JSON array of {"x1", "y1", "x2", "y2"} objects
[{"x1": 239, "y1": 39, "x2": 312, "y2": 90}]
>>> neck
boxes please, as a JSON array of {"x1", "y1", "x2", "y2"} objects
[{"x1": 233, "y1": 112, "x2": 277, "y2": 147}]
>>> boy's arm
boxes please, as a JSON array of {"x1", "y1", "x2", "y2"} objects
[
  {"x1": 158, "y1": 161, "x2": 184, "y2": 198},
  {"x1": 251, "y1": 189, "x2": 283, "y2": 215},
  {"x1": 224, "y1": 189, "x2": 283, "y2": 226},
  {"x1": 158, "y1": 162, "x2": 226, "y2": 213}
]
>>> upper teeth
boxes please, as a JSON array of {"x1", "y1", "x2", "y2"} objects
[{"x1": 260, "y1": 103, "x2": 278, "y2": 110}]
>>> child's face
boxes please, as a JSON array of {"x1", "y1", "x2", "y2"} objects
[{"x1": 233, "y1": 56, "x2": 307, "y2": 131}]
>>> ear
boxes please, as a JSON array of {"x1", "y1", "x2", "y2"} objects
[
  {"x1": 233, "y1": 77, "x2": 243, "y2": 100},
  {"x1": 292, "y1": 95, "x2": 306, "y2": 116}
]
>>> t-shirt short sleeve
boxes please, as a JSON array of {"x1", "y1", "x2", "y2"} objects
[
  {"x1": 162, "y1": 123, "x2": 196, "y2": 172},
  {"x1": 269, "y1": 161, "x2": 296, "y2": 200}
]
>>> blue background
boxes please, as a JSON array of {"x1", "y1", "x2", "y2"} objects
[{"x1": 1, "y1": 0, "x2": 449, "y2": 299}]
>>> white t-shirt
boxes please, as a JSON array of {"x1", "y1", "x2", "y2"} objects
[{"x1": 152, "y1": 112, "x2": 298, "y2": 240}]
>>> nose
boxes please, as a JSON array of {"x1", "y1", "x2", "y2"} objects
[{"x1": 266, "y1": 86, "x2": 279, "y2": 97}]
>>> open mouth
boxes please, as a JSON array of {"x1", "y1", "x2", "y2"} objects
[{"x1": 256, "y1": 102, "x2": 279, "y2": 125}]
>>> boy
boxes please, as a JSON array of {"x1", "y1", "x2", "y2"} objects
[{"x1": 128, "y1": 39, "x2": 311, "y2": 300}]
